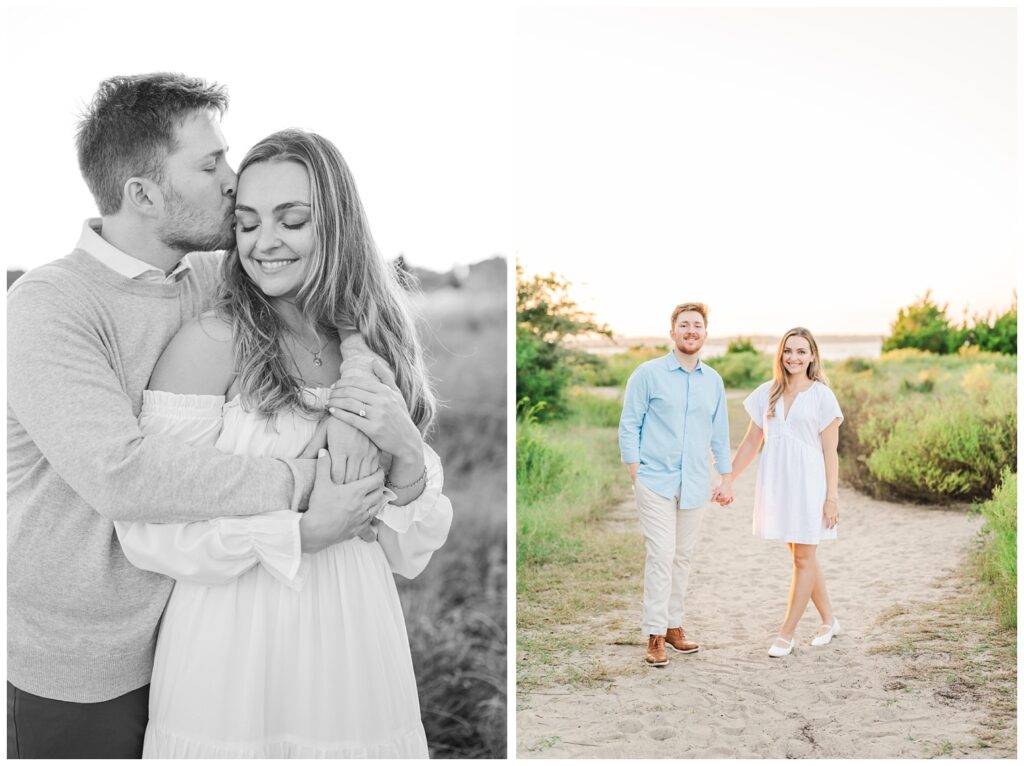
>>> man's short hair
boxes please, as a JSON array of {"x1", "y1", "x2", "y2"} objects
[
  {"x1": 670, "y1": 302, "x2": 709, "y2": 327},
  {"x1": 75, "y1": 72, "x2": 229, "y2": 215}
]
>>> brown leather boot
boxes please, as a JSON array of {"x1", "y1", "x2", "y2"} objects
[
  {"x1": 665, "y1": 626, "x2": 699, "y2": 654},
  {"x1": 645, "y1": 634, "x2": 668, "y2": 667}
]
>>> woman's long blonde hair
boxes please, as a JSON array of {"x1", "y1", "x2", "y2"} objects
[
  {"x1": 216, "y1": 129, "x2": 436, "y2": 433},
  {"x1": 766, "y1": 327, "x2": 829, "y2": 419}
]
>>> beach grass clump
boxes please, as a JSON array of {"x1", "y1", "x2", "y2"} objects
[
  {"x1": 859, "y1": 380, "x2": 1015, "y2": 502},
  {"x1": 973, "y1": 470, "x2": 1017, "y2": 629},
  {"x1": 831, "y1": 354, "x2": 1016, "y2": 503},
  {"x1": 704, "y1": 349, "x2": 773, "y2": 389}
]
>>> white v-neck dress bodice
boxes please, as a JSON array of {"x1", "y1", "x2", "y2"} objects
[
  {"x1": 743, "y1": 381, "x2": 843, "y2": 544},
  {"x1": 116, "y1": 388, "x2": 453, "y2": 758}
]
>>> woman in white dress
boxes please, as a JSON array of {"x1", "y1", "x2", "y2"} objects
[
  {"x1": 721, "y1": 327, "x2": 843, "y2": 658},
  {"x1": 114, "y1": 129, "x2": 453, "y2": 757}
]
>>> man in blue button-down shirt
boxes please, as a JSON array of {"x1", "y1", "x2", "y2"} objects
[{"x1": 618, "y1": 303, "x2": 733, "y2": 667}]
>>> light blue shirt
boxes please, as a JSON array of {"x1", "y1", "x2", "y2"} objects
[{"x1": 618, "y1": 353, "x2": 732, "y2": 509}]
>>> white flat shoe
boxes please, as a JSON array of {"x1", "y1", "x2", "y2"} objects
[
  {"x1": 810, "y1": 617, "x2": 841, "y2": 647},
  {"x1": 768, "y1": 636, "x2": 795, "y2": 657}
]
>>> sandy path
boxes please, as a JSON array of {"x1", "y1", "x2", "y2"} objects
[{"x1": 517, "y1": 460, "x2": 987, "y2": 758}]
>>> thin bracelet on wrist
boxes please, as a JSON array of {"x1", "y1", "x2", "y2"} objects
[{"x1": 386, "y1": 465, "x2": 427, "y2": 490}]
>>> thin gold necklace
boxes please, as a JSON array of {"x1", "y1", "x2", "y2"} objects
[{"x1": 287, "y1": 329, "x2": 330, "y2": 367}]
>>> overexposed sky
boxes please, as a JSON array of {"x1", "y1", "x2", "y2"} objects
[
  {"x1": 517, "y1": 6, "x2": 1016, "y2": 337},
  {"x1": 1, "y1": 1, "x2": 514, "y2": 273}
]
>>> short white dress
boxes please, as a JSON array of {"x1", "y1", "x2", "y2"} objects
[
  {"x1": 115, "y1": 388, "x2": 453, "y2": 758},
  {"x1": 743, "y1": 381, "x2": 843, "y2": 544}
]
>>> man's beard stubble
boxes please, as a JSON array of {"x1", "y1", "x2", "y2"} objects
[
  {"x1": 675, "y1": 336, "x2": 705, "y2": 355},
  {"x1": 158, "y1": 187, "x2": 236, "y2": 254}
]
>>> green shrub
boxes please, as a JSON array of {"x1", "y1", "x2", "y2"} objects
[
  {"x1": 882, "y1": 291, "x2": 1016, "y2": 355},
  {"x1": 705, "y1": 350, "x2": 773, "y2": 389},
  {"x1": 963, "y1": 301, "x2": 1017, "y2": 355},
  {"x1": 832, "y1": 355, "x2": 1017, "y2": 502},
  {"x1": 563, "y1": 349, "x2": 607, "y2": 387},
  {"x1": 840, "y1": 357, "x2": 874, "y2": 374},
  {"x1": 516, "y1": 262, "x2": 610, "y2": 419},
  {"x1": 882, "y1": 290, "x2": 964, "y2": 354},
  {"x1": 898, "y1": 369, "x2": 937, "y2": 394},
  {"x1": 570, "y1": 346, "x2": 666, "y2": 388},
  {"x1": 516, "y1": 328, "x2": 571, "y2": 419},
  {"x1": 860, "y1": 380, "x2": 1016, "y2": 501},
  {"x1": 973, "y1": 470, "x2": 1017, "y2": 628},
  {"x1": 727, "y1": 337, "x2": 757, "y2": 354}
]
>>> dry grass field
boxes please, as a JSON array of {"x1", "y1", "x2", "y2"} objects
[{"x1": 398, "y1": 270, "x2": 507, "y2": 758}]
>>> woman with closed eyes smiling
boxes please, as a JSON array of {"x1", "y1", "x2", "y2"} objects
[{"x1": 114, "y1": 129, "x2": 452, "y2": 757}]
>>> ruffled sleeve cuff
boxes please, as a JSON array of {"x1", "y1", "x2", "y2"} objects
[
  {"x1": 376, "y1": 443, "x2": 444, "y2": 533},
  {"x1": 215, "y1": 510, "x2": 306, "y2": 590},
  {"x1": 115, "y1": 509, "x2": 304, "y2": 590},
  {"x1": 375, "y1": 443, "x2": 453, "y2": 579}
]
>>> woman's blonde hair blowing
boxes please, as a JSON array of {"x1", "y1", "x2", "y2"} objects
[{"x1": 217, "y1": 129, "x2": 436, "y2": 433}]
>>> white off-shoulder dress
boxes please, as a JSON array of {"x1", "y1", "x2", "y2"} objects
[
  {"x1": 743, "y1": 381, "x2": 843, "y2": 545},
  {"x1": 115, "y1": 388, "x2": 453, "y2": 758}
]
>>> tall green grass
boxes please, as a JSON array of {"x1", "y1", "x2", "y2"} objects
[
  {"x1": 516, "y1": 389, "x2": 637, "y2": 689},
  {"x1": 516, "y1": 391, "x2": 624, "y2": 569},
  {"x1": 973, "y1": 470, "x2": 1017, "y2": 629}
]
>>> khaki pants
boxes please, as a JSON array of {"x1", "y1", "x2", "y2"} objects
[{"x1": 634, "y1": 480, "x2": 704, "y2": 636}]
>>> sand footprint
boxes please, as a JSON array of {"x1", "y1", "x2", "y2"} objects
[
  {"x1": 617, "y1": 718, "x2": 643, "y2": 734},
  {"x1": 648, "y1": 727, "x2": 677, "y2": 741}
]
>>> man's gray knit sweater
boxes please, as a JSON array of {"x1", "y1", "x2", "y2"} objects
[{"x1": 8, "y1": 249, "x2": 310, "y2": 703}]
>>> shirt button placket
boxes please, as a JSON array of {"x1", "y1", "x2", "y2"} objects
[{"x1": 680, "y1": 372, "x2": 689, "y2": 506}]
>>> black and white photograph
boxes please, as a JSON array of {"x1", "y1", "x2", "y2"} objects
[{"x1": 5, "y1": 3, "x2": 509, "y2": 759}]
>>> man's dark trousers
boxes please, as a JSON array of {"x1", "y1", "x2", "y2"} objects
[{"x1": 7, "y1": 682, "x2": 148, "y2": 758}]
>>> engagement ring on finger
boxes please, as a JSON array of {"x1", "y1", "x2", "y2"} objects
[{"x1": 358, "y1": 409, "x2": 367, "y2": 418}]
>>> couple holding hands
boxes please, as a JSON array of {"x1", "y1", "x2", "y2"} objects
[{"x1": 619, "y1": 303, "x2": 844, "y2": 666}]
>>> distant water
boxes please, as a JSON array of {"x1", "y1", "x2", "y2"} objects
[{"x1": 581, "y1": 338, "x2": 884, "y2": 360}]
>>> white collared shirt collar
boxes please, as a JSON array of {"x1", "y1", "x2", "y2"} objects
[{"x1": 76, "y1": 219, "x2": 191, "y2": 283}]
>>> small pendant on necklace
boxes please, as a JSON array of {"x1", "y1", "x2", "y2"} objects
[{"x1": 313, "y1": 354, "x2": 323, "y2": 367}]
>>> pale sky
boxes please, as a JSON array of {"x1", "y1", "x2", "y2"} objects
[
  {"x1": 1, "y1": 1, "x2": 515, "y2": 274},
  {"x1": 517, "y1": 5, "x2": 1017, "y2": 337}
]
